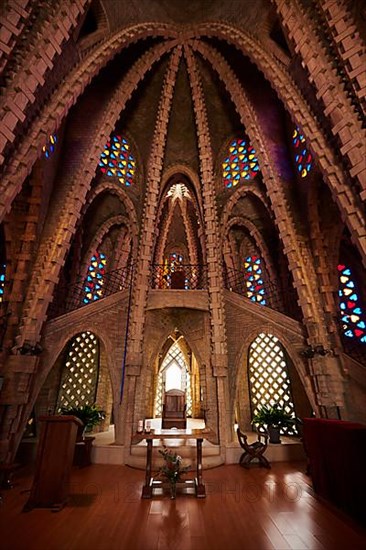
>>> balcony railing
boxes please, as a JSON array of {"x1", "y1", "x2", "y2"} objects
[
  {"x1": 48, "y1": 264, "x2": 133, "y2": 319},
  {"x1": 224, "y1": 267, "x2": 302, "y2": 322},
  {"x1": 48, "y1": 262, "x2": 302, "y2": 322},
  {"x1": 150, "y1": 264, "x2": 208, "y2": 290}
]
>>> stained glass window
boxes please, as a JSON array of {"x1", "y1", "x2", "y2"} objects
[
  {"x1": 338, "y1": 264, "x2": 366, "y2": 343},
  {"x1": 249, "y1": 333, "x2": 297, "y2": 435},
  {"x1": 223, "y1": 138, "x2": 260, "y2": 188},
  {"x1": 56, "y1": 332, "x2": 99, "y2": 410},
  {"x1": 244, "y1": 256, "x2": 266, "y2": 305},
  {"x1": 84, "y1": 252, "x2": 107, "y2": 304},
  {"x1": 0, "y1": 263, "x2": 5, "y2": 302},
  {"x1": 99, "y1": 135, "x2": 136, "y2": 186},
  {"x1": 42, "y1": 134, "x2": 57, "y2": 158},
  {"x1": 292, "y1": 127, "x2": 312, "y2": 178}
]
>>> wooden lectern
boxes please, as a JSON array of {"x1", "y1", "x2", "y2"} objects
[{"x1": 24, "y1": 415, "x2": 82, "y2": 512}]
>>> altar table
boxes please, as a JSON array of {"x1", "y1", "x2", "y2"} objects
[{"x1": 132, "y1": 428, "x2": 215, "y2": 499}]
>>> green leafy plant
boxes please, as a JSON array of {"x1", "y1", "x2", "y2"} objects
[
  {"x1": 157, "y1": 446, "x2": 190, "y2": 486},
  {"x1": 60, "y1": 404, "x2": 106, "y2": 431},
  {"x1": 252, "y1": 403, "x2": 297, "y2": 429}
]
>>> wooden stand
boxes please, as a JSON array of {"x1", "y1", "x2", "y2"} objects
[
  {"x1": 23, "y1": 415, "x2": 82, "y2": 512},
  {"x1": 133, "y1": 429, "x2": 214, "y2": 499}
]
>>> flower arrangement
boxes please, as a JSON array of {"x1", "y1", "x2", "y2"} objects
[{"x1": 157, "y1": 446, "x2": 190, "y2": 499}]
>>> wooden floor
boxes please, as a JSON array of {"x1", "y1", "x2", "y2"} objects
[{"x1": 1, "y1": 462, "x2": 365, "y2": 550}]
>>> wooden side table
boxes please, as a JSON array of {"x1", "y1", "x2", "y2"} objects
[{"x1": 132, "y1": 428, "x2": 215, "y2": 499}]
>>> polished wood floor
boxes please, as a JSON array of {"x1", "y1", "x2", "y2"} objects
[{"x1": 1, "y1": 462, "x2": 365, "y2": 550}]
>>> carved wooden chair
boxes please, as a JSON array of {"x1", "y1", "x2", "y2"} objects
[
  {"x1": 236, "y1": 426, "x2": 271, "y2": 469},
  {"x1": 162, "y1": 389, "x2": 187, "y2": 429}
]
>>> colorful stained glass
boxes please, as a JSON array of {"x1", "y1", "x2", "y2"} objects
[
  {"x1": 337, "y1": 264, "x2": 366, "y2": 343},
  {"x1": 83, "y1": 252, "x2": 107, "y2": 304},
  {"x1": 244, "y1": 256, "x2": 266, "y2": 305},
  {"x1": 0, "y1": 263, "x2": 5, "y2": 302},
  {"x1": 292, "y1": 127, "x2": 312, "y2": 178},
  {"x1": 42, "y1": 134, "x2": 57, "y2": 159},
  {"x1": 99, "y1": 135, "x2": 136, "y2": 186},
  {"x1": 223, "y1": 138, "x2": 260, "y2": 188}
]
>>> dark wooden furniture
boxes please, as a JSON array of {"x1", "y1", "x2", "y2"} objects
[
  {"x1": 170, "y1": 269, "x2": 186, "y2": 289},
  {"x1": 73, "y1": 436, "x2": 95, "y2": 467},
  {"x1": 162, "y1": 389, "x2": 187, "y2": 429},
  {"x1": 133, "y1": 428, "x2": 215, "y2": 499},
  {"x1": 24, "y1": 415, "x2": 82, "y2": 512},
  {"x1": 303, "y1": 418, "x2": 366, "y2": 525},
  {"x1": 237, "y1": 427, "x2": 271, "y2": 469}
]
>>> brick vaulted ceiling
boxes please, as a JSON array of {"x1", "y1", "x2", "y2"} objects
[{"x1": 1, "y1": 0, "x2": 365, "y2": 350}]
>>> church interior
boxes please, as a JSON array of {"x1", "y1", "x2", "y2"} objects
[{"x1": 0, "y1": 0, "x2": 366, "y2": 548}]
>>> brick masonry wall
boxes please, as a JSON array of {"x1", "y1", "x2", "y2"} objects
[
  {"x1": 272, "y1": 0, "x2": 366, "y2": 200},
  {"x1": 1, "y1": 14, "x2": 365, "y2": 461}
]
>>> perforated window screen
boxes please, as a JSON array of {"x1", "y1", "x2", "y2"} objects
[
  {"x1": 56, "y1": 331, "x2": 99, "y2": 411},
  {"x1": 248, "y1": 333, "x2": 297, "y2": 435}
]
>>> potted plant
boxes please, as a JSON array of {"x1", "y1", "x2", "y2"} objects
[
  {"x1": 60, "y1": 404, "x2": 106, "y2": 439},
  {"x1": 252, "y1": 403, "x2": 297, "y2": 444},
  {"x1": 157, "y1": 446, "x2": 190, "y2": 499}
]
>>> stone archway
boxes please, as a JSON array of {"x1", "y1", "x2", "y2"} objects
[{"x1": 153, "y1": 334, "x2": 201, "y2": 421}]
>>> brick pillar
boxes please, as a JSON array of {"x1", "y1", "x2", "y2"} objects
[
  {"x1": 190, "y1": 39, "x2": 345, "y2": 410},
  {"x1": 121, "y1": 47, "x2": 183, "y2": 446},
  {"x1": 194, "y1": 24, "x2": 366, "y2": 266},
  {"x1": 318, "y1": 0, "x2": 366, "y2": 118},
  {"x1": 0, "y1": 355, "x2": 40, "y2": 463},
  {"x1": 12, "y1": 41, "x2": 176, "y2": 348},
  {"x1": 272, "y1": 0, "x2": 366, "y2": 200},
  {"x1": 185, "y1": 45, "x2": 231, "y2": 446},
  {"x1": 3, "y1": 164, "x2": 45, "y2": 351},
  {"x1": 0, "y1": 0, "x2": 90, "y2": 164}
]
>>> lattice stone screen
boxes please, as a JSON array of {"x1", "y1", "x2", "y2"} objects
[
  {"x1": 248, "y1": 333, "x2": 297, "y2": 435},
  {"x1": 56, "y1": 332, "x2": 99, "y2": 411}
]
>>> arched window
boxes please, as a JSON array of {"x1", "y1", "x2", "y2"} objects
[
  {"x1": 0, "y1": 226, "x2": 5, "y2": 303},
  {"x1": 244, "y1": 256, "x2": 266, "y2": 305},
  {"x1": 83, "y1": 251, "x2": 107, "y2": 304},
  {"x1": 338, "y1": 264, "x2": 366, "y2": 343},
  {"x1": 99, "y1": 135, "x2": 136, "y2": 186},
  {"x1": 248, "y1": 333, "x2": 297, "y2": 435},
  {"x1": 222, "y1": 138, "x2": 260, "y2": 188},
  {"x1": 292, "y1": 127, "x2": 312, "y2": 178},
  {"x1": 155, "y1": 341, "x2": 192, "y2": 417},
  {"x1": 0, "y1": 263, "x2": 5, "y2": 303},
  {"x1": 56, "y1": 331, "x2": 99, "y2": 411},
  {"x1": 42, "y1": 134, "x2": 57, "y2": 158}
]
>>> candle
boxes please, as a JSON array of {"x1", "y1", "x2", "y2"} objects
[
  {"x1": 144, "y1": 419, "x2": 151, "y2": 433},
  {"x1": 137, "y1": 420, "x2": 143, "y2": 433}
]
